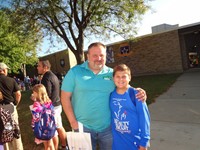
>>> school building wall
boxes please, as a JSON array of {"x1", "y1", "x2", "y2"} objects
[
  {"x1": 38, "y1": 22, "x2": 200, "y2": 77},
  {"x1": 39, "y1": 49, "x2": 76, "y2": 75},
  {"x1": 106, "y1": 30, "x2": 184, "y2": 76},
  {"x1": 39, "y1": 30, "x2": 184, "y2": 77}
]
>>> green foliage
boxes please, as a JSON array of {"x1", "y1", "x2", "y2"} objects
[
  {"x1": 0, "y1": 9, "x2": 41, "y2": 73},
  {"x1": 11, "y1": 0, "x2": 151, "y2": 64}
]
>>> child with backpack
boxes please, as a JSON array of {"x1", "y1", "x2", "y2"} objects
[
  {"x1": 109, "y1": 64, "x2": 150, "y2": 150},
  {"x1": 30, "y1": 84, "x2": 57, "y2": 150}
]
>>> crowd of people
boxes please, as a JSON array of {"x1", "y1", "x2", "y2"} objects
[
  {"x1": 0, "y1": 42, "x2": 150, "y2": 150},
  {"x1": 13, "y1": 75, "x2": 42, "y2": 91},
  {"x1": 14, "y1": 73, "x2": 64, "y2": 92}
]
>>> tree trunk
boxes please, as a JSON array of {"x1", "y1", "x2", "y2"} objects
[
  {"x1": 21, "y1": 64, "x2": 26, "y2": 77},
  {"x1": 74, "y1": 50, "x2": 85, "y2": 64}
]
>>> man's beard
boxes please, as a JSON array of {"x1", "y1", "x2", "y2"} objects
[{"x1": 94, "y1": 63, "x2": 103, "y2": 69}]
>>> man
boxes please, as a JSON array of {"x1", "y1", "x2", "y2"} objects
[
  {"x1": 61, "y1": 42, "x2": 147, "y2": 150},
  {"x1": 37, "y1": 60, "x2": 67, "y2": 150},
  {"x1": 0, "y1": 62, "x2": 23, "y2": 150}
]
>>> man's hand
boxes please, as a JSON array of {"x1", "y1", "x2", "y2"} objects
[
  {"x1": 15, "y1": 90, "x2": 21, "y2": 105},
  {"x1": 70, "y1": 120, "x2": 79, "y2": 130},
  {"x1": 135, "y1": 88, "x2": 147, "y2": 102}
]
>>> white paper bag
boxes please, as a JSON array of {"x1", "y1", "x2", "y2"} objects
[{"x1": 67, "y1": 122, "x2": 92, "y2": 150}]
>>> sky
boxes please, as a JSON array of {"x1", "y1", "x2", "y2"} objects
[
  {"x1": 136, "y1": 0, "x2": 200, "y2": 36},
  {"x1": 38, "y1": 0, "x2": 200, "y2": 56}
]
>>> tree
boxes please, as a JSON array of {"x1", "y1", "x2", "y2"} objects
[
  {"x1": 0, "y1": 9, "x2": 41, "y2": 74},
  {"x1": 12, "y1": 0, "x2": 151, "y2": 64}
]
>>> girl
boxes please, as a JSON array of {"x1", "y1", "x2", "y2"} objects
[{"x1": 30, "y1": 84, "x2": 56, "y2": 150}]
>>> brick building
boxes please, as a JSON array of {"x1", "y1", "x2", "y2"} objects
[
  {"x1": 106, "y1": 22, "x2": 200, "y2": 76},
  {"x1": 39, "y1": 49, "x2": 76, "y2": 76},
  {"x1": 40, "y1": 22, "x2": 200, "y2": 76}
]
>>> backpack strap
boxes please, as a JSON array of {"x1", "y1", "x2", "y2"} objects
[{"x1": 128, "y1": 86, "x2": 136, "y2": 106}]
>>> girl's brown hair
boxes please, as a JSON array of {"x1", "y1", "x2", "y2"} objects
[{"x1": 32, "y1": 84, "x2": 51, "y2": 104}]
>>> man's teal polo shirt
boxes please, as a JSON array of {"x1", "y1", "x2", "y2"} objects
[{"x1": 61, "y1": 61, "x2": 115, "y2": 132}]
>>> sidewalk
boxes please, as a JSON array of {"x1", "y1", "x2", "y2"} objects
[{"x1": 148, "y1": 69, "x2": 200, "y2": 150}]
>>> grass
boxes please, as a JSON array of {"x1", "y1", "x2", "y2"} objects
[
  {"x1": 130, "y1": 73, "x2": 181, "y2": 104},
  {"x1": 17, "y1": 90, "x2": 70, "y2": 150},
  {"x1": 17, "y1": 73, "x2": 181, "y2": 150}
]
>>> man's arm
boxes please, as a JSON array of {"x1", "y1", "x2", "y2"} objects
[
  {"x1": 15, "y1": 90, "x2": 21, "y2": 105},
  {"x1": 61, "y1": 90, "x2": 78, "y2": 130}
]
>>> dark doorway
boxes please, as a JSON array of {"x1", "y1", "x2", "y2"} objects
[{"x1": 184, "y1": 31, "x2": 200, "y2": 68}]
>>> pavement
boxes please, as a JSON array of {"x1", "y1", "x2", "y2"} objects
[{"x1": 148, "y1": 68, "x2": 200, "y2": 150}]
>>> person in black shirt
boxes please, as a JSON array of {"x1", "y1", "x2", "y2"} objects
[
  {"x1": 37, "y1": 60, "x2": 67, "y2": 150},
  {"x1": 0, "y1": 62, "x2": 24, "y2": 150}
]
